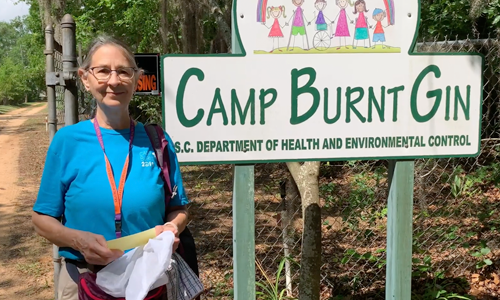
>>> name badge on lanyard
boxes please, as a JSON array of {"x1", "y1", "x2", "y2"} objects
[{"x1": 93, "y1": 118, "x2": 135, "y2": 238}]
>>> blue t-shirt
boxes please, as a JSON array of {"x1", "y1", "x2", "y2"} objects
[{"x1": 33, "y1": 120, "x2": 189, "y2": 261}]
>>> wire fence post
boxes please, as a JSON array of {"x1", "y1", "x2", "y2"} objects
[
  {"x1": 62, "y1": 14, "x2": 78, "y2": 126},
  {"x1": 44, "y1": 25, "x2": 57, "y2": 142},
  {"x1": 44, "y1": 24, "x2": 61, "y2": 300},
  {"x1": 45, "y1": 15, "x2": 78, "y2": 299}
]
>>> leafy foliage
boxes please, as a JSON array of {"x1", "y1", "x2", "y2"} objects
[
  {"x1": 256, "y1": 257, "x2": 297, "y2": 300},
  {"x1": 66, "y1": 0, "x2": 164, "y2": 53},
  {"x1": 419, "y1": 0, "x2": 500, "y2": 40},
  {"x1": 17, "y1": 0, "x2": 232, "y2": 122},
  {"x1": 0, "y1": 2, "x2": 45, "y2": 105}
]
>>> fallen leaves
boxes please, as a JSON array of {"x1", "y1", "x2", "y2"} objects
[{"x1": 470, "y1": 272, "x2": 500, "y2": 298}]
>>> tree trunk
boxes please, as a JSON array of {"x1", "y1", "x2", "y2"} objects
[
  {"x1": 200, "y1": 0, "x2": 231, "y2": 53},
  {"x1": 286, "y1": 161, "x2": 322, "y2": 300},
  {"x1": 53, "y1": 0, "x2": 65, "y2": 43},
  {"x1": 159, "y1": 0, "x2": 169, "y2": 53},
  {"x1": 38, "y1": 0, "x2": 51, "y2": 28},
  {"x1": 286, "y1": 172, "x2": 301, "y2": 226},
  {"x1": 181, "y1": 0, "x2": 199, "y2": 54},
  {"x1": 38, "y1": 0, "x2": 65, "y2": 44},
  {"x1": 280, "y1": 171, "x2": 301, "y2": 297},
  {"x1": 205, "y1": 0, "x2": 231, "y2": 48}
]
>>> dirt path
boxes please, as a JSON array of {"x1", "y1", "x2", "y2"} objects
[
  {"x1": 0, "y1": 104, "x2": 47, "y2": 238},
  {"x1": 0, "y1": 104, "x2": 52, "y2": 300}
]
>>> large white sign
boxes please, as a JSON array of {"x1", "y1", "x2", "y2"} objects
[{"x1": 162, "y1": 0, "x2": 483, "y2": 165}]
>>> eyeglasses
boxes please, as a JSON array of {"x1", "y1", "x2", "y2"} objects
[{"x1": 88, "y1": 67, "x2": 137, "y2": 81}]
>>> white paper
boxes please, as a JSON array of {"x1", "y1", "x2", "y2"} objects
[{"x1": 96, "y1": 231, "x2": 175, "y2": 300}]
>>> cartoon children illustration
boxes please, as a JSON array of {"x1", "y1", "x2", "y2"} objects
[
  {"x1": 312, "y1": 0, "x2": 331, "y2": 32},
  {"x1": 311, "y1": 0, "x2": 335, "y2": 50},
  {"x1": 262, "y1": 6, "x2": 287, "y2": 52},
  {"x1": 286, "y1": 0, "x2": 311, "y2": 51},
  {"x1": 372, "y1": 8, "x2": 389, "y2": 49},
  {"x1": 332, "y1": 0, "x2": 353, "y2": 49},
  {"x1": 352, "y1": 0, "x2": 371, "y2": 48}
]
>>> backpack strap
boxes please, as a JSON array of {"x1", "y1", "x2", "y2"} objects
[
  {"x1": 145, "y1": 125, "x2": 200, "y2": 280},
  {"x1": 145, "y1": 124, "x2": 173, "y2": 209}
]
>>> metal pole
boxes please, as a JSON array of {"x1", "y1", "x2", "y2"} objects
[
  {"x1": 279, "y1": 181, "x2": 293, "y2": 296},
  {"x1": 231, "y1": 3, "x2": 256, "y2": 299},
  {"x1": 45, "y1": 24, "x2": 60, "y2": 300},
  {"x1": 386, "y1": 160, "x2": 414, "y2": 300},
  {"x1": 62, "y1": 14, "x2": 78, "y2": 125},
  {"x1": 45, "y1": 25, "x2": 57, "y2": 141},
  {"x1": 232, "y1": 165, "x2": 255, "y2": 300}
]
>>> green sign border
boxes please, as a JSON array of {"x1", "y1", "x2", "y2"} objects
[{"x1": 161, "y1": 0, "x2": 485, "y2": 166}]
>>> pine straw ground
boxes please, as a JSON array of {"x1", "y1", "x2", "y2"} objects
[{"x1": 185, "y1": 161, "x2": 500, "y2": 300}]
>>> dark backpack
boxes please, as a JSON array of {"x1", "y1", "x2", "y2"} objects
[{"x1": 144, "y1": 124, "x2": 200, "y2": 277}]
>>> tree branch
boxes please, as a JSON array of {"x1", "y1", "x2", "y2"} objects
[{"x1": 286, "y1": 162, "x2": 301, "y2": 184}]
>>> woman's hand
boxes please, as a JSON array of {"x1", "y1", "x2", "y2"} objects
[
  {"x1": 73, "y1": 231, "x2": 123, "y2": 265},
  {"x1": 31, "y1": 212, "x2": 123, "y2": 265},
  {"x1": 155, "y1": 222, "x2": 180, "y2": 251}
]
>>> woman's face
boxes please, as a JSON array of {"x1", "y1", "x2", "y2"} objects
[
  {"x1": 293, "y1": 0, "x2": 304, "y2": 7},
  {"x1": 356, "y1": 2, "x2": 365, "y2": 12},
  {"x1": 79, "y1": 45, "x2": 139, "y2": 109},
  {"x1": 338, "y1": 0, "x2": 348, "y2": 8}
]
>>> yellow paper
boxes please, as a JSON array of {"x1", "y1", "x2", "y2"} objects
[{"x1": 106, "y1": 228, "x2": 156, "y2": 251}]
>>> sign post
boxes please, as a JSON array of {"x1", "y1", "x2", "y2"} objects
[
  {"x1": 231, "y1": 14, "x2": 256, "y2": 300},
  {"x1": 162, "y1": 0, "x2": 483, "y2": 298},
  {"x1": 386, "y1": 160, "x2": 414, "y2": 299}
]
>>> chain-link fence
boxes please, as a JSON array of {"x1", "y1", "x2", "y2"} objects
[
  {"x1": 54, "y1": 43, "x2": 94, "y2": 124},
  {"x1": 54, "y1": 42, "x2": 65, "y2": 125},
  {"x1": 410, "y1": 38, "x2": 500, "y2": 298},
  {"x1": 180, "y1": 38, "x2": 500, "y2": 300},
  {"x1": 77, "y1": 79, "x2": 95, "y2": 121}
]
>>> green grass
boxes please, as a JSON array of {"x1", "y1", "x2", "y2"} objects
[
  {"x1": 15, "y1": 262, "x2": 44, "y2": 276},
  {"x1": 0, "y1": 105, "x2": 22, "y2": 114},
  {"x1": 0, "y1": 102, "x2": 45, "y2": 114},
  {"x1": 31, "y1": 102, "x2": 46, "y2": 108},
  {"x1": 254, "y1": 44, "x2": 401, "y2": 54}
]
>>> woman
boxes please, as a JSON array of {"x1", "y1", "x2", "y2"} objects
[{"x1": 32, "y1": 35, "x2": 189, "y2": 300}]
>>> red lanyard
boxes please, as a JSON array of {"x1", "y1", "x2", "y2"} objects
[{"x1": 93, "y1": 118, "x2": 135, "y2": 238}]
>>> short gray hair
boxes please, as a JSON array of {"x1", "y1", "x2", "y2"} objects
[{"x1": 80, "y1": 35, "x2": 141, "y2": 72}]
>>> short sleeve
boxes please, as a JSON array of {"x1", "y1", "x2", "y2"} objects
[
  {"x1": 164, "y1": 132, "x2": 189, "y2": 207},
  {"x1": 33, "y1": 136, "x2": 66, "y2": 218}
]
